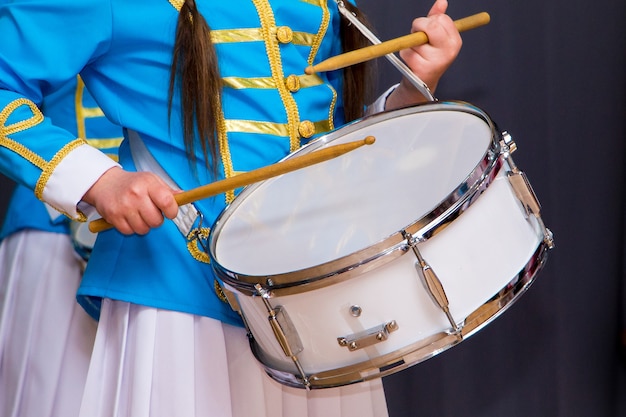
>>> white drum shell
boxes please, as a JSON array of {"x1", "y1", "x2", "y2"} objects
[
  {"x1": 227, "y1": 164, "x2": 542, "y2": 375},
  {"x1": 211, "y1": 102, "x2": 549, "y2": 387}
]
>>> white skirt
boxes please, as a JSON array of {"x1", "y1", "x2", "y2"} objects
[
  {"x1": 0, "y1": 230, "x2": 97, "y2": 417},
  {"x1": 80, "y1": 298, "x2": 389, "y2": 417}
]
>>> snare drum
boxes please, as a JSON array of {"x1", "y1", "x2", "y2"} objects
[{"x1": 209, "y1": 101, "x2": 554, "y2": 389}]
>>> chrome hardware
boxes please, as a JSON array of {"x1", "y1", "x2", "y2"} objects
[
  {"x1": 337, "y1": 321, "x2": 399, "y2": 351},
  {"x1": 350, "y1": 305, "x2": 363, "y2": 317},
  {"x1": 335, "y1": 0, "x2": 435, "y2": 101},
  {"x1": 403, "y1": 231, "x2": 461, "y2": 333},
  {"x1": 254, "y1": 284, "x2": 310, "y2": 388},
  {"x1": 501, "y1": 132, "x2": 555, "y2": 249}
]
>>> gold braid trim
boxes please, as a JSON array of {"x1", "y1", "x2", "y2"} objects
[
  {"x1": 34, "y1": 138, "x2": 88, "y2": 201},
  {"x1": 216, "y1": 109, "x2": 237, "y2": 204},
  {"x1": 0, "y1": 98, "x2": 45, "y2": 137},
  {"x1": 252, "y1": 0, "x2": 301, "y2": 152},
  {"x1": 186, "y1": 227, "x2": 212, "y2": 264},
  {"x1": 327, "y1": 84, "x2": 338, "y2": 132},
  {"x1": 0, "y1": 98, "x2": 47, "y2": 168},
  {"x1": 213, "y1": 280, "x2": 229, "y2": 304},
  {"x1": 168, "y1": 0, "x2": 184, "y2": 11},
  {"x1": 307, "y1": 0, "x2": 329, "y2": 65}
]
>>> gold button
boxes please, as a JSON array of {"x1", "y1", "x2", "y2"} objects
[
  {"x1": 298, "y1": 120, "x2": 315, "y2": 138},
  {"x1": 276, "y1": 26, "x2": 294, "y2": 44},
  {"x1": 285, "y1": 74, "x2": 300, "y2": 93}
]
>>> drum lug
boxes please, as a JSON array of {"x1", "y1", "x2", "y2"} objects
[
  {"x1": 501, "y1": 133, "x2": 555, "y2": 249},
  {"x1": 500, "y1": 130, "x2": 517, "y2": 154},
  {"x1": 254, "y1": 285, "x2": 310, "y2": 388},
  {"x1": 337, "y1": 321, "x2": 399, "y2": 352},
  {"x1": 402, "y1": 231, "x2": 461, "y2": 333}
]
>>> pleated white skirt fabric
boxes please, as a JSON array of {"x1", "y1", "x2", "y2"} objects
[
  {"x1": 80, "y1": 298, "x2": 389, "y2": 417},
  {"x1": 0, "y1": 230, "x2": 97, "y2": 417}
]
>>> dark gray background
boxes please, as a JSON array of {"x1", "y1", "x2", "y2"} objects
[
  {"x1": 356, "y1": 0, "x2": 626, "y2": 416},
  {"x1": 1, "y1": 0, "x2": 624, "y2": 415}
]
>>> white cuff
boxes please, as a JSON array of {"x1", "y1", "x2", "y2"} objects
[
  {"x1": 365, "y1": 84, "x2": 399, "y2": 116},
  {"x1": 42, "y1": 144, "x2": 121, "y2": 219}
]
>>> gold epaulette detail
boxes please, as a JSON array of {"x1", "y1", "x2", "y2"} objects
[
  {"x1": 34, "y1": 138, "x2": 88, "y2": 201},
  {"x1": 222, "y1": 73, "x2": 323, "y2": 90}
]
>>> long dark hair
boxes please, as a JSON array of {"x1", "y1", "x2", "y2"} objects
[
  {"x1": 339, "y1": 1, "x2": 377, "y2": 123},
  {"x1": 169, "y1": 0, "x2": 376, "y2": 170}
]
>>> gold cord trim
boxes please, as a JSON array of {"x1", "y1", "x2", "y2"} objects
[
  {"x1": 168, "y1": 0, "x2": 184, "y2": 11},
  {"x1": 34, "y1": 138, "x2": 88, "y2": 200},
  {"x1": 186, "y1": 227, "x2": 212, "y2": 264},
  {"x1": 213, "y1": 280, "x2": 229, "y2": 304},
  {"x1": 0, "y1": 98, "x2": 46, "y2": 168},
  {"x1": 252, "y1": 0, "x2": 301, "y2": 152},
  {"x1": 307, "y1": 0, "x2": 330, "y2": 65},
  {"x1": 217, "y1": 109, "x2": 237, "y2": 204},
  {"x1": 0, "y1": 98, "x2": 45, "y2": 137}
]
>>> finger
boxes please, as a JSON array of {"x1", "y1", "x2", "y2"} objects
[
  {"x1": 428, "y1": 0, "x2": 448, "y2": 16},
  {"x1": 147, "y1": 179, "x2": 179, "y2": 220}
]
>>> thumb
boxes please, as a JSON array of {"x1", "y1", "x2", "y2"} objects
[{"x1": 428, "y1": 0, "x2": 448, "y2": 16}]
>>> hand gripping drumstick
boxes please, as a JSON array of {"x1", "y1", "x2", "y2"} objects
[
  {"x1": 89, "y1": 136, "x2": 376, "y2": 233},
  {"x1": 305, "y1": 12, "x2": 490, "y2": 75}
]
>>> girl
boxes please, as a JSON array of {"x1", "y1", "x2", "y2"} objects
[{"x1": 0, "y1": 0, "x2": 461, "y2": 415}]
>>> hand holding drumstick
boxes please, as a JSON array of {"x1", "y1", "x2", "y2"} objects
[
  {"x1": 87, "y1": 137, "x2": 376, "y2": 234},
  {"x1": 386, "y1": 0, "x2": 464, "y2": 109},
  {"x1": 310, "y1": 0, "x2": 486, "y2": 111}
]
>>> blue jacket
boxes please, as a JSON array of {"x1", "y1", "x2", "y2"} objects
[{"x1": 0, "y1": 0, "x2": 353, "y2": 324}]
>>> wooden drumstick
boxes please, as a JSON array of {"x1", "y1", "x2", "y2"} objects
[
  {"x1": 305, "y1": 12, "x2": 490, "y2": 75},
  {"x1": 89, "y1": 136, "x2": 376, "y2": 233}
]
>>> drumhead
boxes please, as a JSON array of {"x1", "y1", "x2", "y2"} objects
[{"x1": 210, "y1": 102, "x2": 497, "y2": 279}]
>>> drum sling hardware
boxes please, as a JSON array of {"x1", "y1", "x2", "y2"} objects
[
  {"x1": 402, "y1": 230, "x2": 461, "y2": 333},
  {"x1": 254, "y1": 284, "x2": 310, "y2": 388},
  {"x1": 500, "y1": 132, "x2": 555, "y2": 249},
  {"x1": 335, "y1": 0, "x2": 435, "y2": 102}
]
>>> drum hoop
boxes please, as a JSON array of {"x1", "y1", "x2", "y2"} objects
[
  {"x1": 210, "y1": 101, "x2": 503, "y2": 295},
  {"x1": 249, "y1": 239, "x2": 551, "y2": 389}
]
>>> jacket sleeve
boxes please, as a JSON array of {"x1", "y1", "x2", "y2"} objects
[{"x1": 0, "y1": 0, "x2": 119, "y2": 220}]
